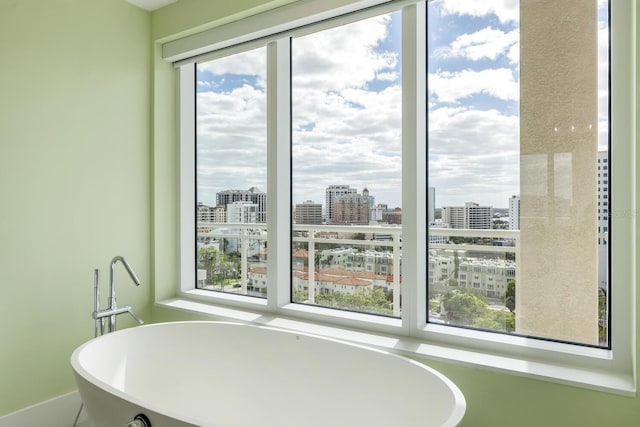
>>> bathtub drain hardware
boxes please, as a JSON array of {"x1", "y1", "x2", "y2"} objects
[{"x1": 127, "y1": 413, "x2": 152, "y2": 427}]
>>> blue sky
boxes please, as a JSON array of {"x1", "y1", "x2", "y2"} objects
[
  {"x1": 427, "y1": 0, "x2": 608, "y2": 208},
  {"x1": 427, "y1": 0, "x2": 520, "y2": 207},
  {"x1": 195, "y1": 0, "x2": 609, "y2": 211}
]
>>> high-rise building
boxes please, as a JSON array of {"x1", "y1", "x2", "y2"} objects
[
  {"x1": 226, "y1": 201, "x2": 258, "y2": 223},
  {"x1": 442, "y1": 202, "x2": 492, "y2": 229},
  {"x1": 370, "y1": 203, "x2": 388, "y2": 221},
  {"x1": 428, "y1": 187, "x2": 436, "y2": 224},
  {"x1": 295, "y1": 200, "x2": 323, "y2": 224},
  {"x1": 428, "y1": 222, "x2": 449, "y2": 244},
  {"x1": 442, "y1": 205, "x2": 466, "y2": 229},
  {"x1": 325, "y1": 185, "x2": 357, "y2": 224},
  {"x1": 216, "y1": 187, "x2": 266, "y2": 223},
  {"x1": 335, "y1": 188, "x2": 370, "y2": 225},
  {"x1": 508, "y1": 195, "x2": 520, "y2": 230},
  {"x1": 382, "y1": 207, "x2": 402, "y2": 225},
  {"x1": 197, "y1": 202, "x2": 226, "y2": 223},
  {"x1": 197, "y1": 202, "x2": 212, "y2": 222},
  {"x1": 598, "y1": 151, "x2": 609, "y2": 289},
  {"x1": 362, "y1": 188, "x2": 375, "y2": 220}
]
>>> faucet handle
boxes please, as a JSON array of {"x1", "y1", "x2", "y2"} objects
[{"x1": 127, "y1": 309, "x2": 144, "y2": 325}]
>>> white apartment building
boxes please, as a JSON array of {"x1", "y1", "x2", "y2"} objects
[
  {"x1": 458, "y1": 258, "x2": 516, "y2": 299},
  {"x1": 291, "y1": 268, "x2": 391, "y2": 297},
  {"x1": 197, "y1": 203, "x2": 227, "y2": 223},
  {"x1": 428, "y1": 253, "x2": 456, "y2": 288},
  {"x1": 442, "y1": 202, "x2": 493, "y2": 229},
  {"x1": 428, "y1": 221, "x2": 450, "y2": 244},
  {"x1": 428, "y1": 250, "x2": 515, "y2": 299},
  {"x1": 345, "y1": 249, "x2": 394, "y2": 276},
  {"x1": 216, "y1": 187, "x2": 267, "y2": 223},
  {"x1": 226, "y1": 201, "x2": 258, "y2": 223},
  {"x1": 247, "y1": 266, "x2": 268, "y2": 295},
  {"x1": 315, "y1": 247, "x2": 397, "y2": 276},
  {"x1": 370, "y1": 203, "x2": 388, "y2": 222}
]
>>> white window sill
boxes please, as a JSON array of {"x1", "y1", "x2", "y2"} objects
[{"x1": 156, "y1": 297, "x2": 636, "y2": 396}]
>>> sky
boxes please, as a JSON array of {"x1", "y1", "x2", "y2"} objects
[{"x1": 195, "y1": 0, "x2": 609, "y2": 210}]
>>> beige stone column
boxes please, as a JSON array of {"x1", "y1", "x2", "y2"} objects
[{"x1": 517, "y1": 0, "x2": 599, "y2": 344}]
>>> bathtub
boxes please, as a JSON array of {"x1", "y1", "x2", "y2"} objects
[{"x1": 71, "y1": 321, "x2": 465, "y2": 427}]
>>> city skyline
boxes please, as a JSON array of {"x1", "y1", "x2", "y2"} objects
[
  {"x1": 199, "y1": 184, "x2": 519, "y2": 220},
  {"x1": 195, "y1": 1, "x2": 609, "y2": 209}
]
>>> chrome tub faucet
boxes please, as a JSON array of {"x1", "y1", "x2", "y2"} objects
[{"x1": 92, "y1": 256, "x2": 143, "y2": 336}]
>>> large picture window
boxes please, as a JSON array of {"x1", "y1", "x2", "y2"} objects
[
  {"x1": 291, "y1": 11, "x2": 403, "y2": 317},
  {"x1": 170, "y1": 0, "x2": 634, "y2": 393},
  {"x1": 426, "y1": 1, "x2": 610, "y2": 347},
  {"x1": 195, "y1": 47, "x2": 268, "y2": 298}
]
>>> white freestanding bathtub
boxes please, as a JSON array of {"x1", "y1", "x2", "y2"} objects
[{"x1": 71, "y1": 321, "x2": 465, "y2": 427}]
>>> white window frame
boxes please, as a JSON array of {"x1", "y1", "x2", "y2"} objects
[{"x1": 164, "y1": 0, "x2": 636, "y2": 394}]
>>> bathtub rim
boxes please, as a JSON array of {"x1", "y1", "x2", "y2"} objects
[{"x1": 71, "y1": 320, "x2": 466, "y2": 426}]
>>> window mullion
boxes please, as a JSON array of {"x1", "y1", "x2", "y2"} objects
[
  {"x1": 179, "y1": 63, "x2": 196, "y2": 293},
  {"x1": 266, "y1": 38, "x2": 292, "y2": 310},
  {"x1": 401, "y1": 2, "x2": 426, "y2": 335}
]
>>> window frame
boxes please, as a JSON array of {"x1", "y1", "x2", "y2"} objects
[{"x1": 167, "y1": 0, "x2": 636, "y2": 394}]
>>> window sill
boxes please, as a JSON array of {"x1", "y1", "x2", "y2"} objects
[{"x1": 156, "y1": 297, "x2": 636, "y2": 396}]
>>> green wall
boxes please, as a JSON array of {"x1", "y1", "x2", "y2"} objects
[
  {"x1": 425, "y1": 359, "x2": 640, "y2": 426},
  {"x1": 0, "y1": 0, "x2": 151, "y2": 415},
  {"x1": 1, "y1": 0, "x2": 638, "y2": 425}
]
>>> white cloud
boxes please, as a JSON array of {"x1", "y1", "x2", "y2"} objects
[
  {"x1": 286, "y1": 13, "x2": 404, "y2": 206},
  {"x1": 376, "y1": 71, "x2": 399, "y2": 82},
  {"x1": 196, "y1": 3, "x2": 609, "y2": 210},
  {"x1": 196, "y1": 84, "x2": 267, "y2": 205},
  {"x1": 291, "y1": 14, "x2": 397, "y2": 92},
  {"x1": 198, "y1": 48, "x2": 267, "y2": 81},
  {"x1": 429, "y1": 107, "x2": 519, "y2": 153},
  {"x1": 428, "y1": 107, "x2": 520, "y2": 207},
  {"x1": 436, "y1": 0, "x2": 519, "y2": 24},
  {"x1": 440, "y1": 27, "x2": 519, "y2": 62},
  {"x1": 598, "y1": 21, "x2": 609, "y2": 122},
  {"x1": 429, "y1": 68, "x2": 519, "y2": 104},
  {"x1": 196, "y1": 12, "x2": 404, "y2": 207},
  {"x1": 291, "y1": 83, "x2": 402, "y2": 206}
]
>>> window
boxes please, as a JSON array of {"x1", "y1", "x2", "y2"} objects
[
  {"x1": 291, "y1": 4, "x2": 403, "y2": 314},
  {"x1": 195, "y1": 46, "x2": 268, "y2": 298},
  {"x1": 427, "y1": 0, "x2": 611, "y2": 347},
  {"x1": 168, "y1": 0, "x2": 635, "y2": 393}
]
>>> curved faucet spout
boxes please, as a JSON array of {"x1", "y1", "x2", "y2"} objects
[
  {"x1": 108, "y1": 256, "x2": 141, "y2": 333},
  {"x1": 111, "y1": 256, "x2": 141, "y2": 287}
]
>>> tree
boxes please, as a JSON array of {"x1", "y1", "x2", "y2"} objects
[
  {"x1": 453, "y1": 251, "x2": 460, "y2": 279},
  {"x1": 474, "y1": 310, "x2": 515, "y2": 333},
  {"x1": 315, "y1": 289, "x2": 392, "y2": 315},
  {"x1": 197, "y1": 246, "x2": 241, "y2": 288},
  {"x1": 197, "y1": 246, "x2": 226, "y2": 287},
  {"x1": 598, "y1": 288, "x2": 608, "y2": 345},
  {"x1": 441, "y1": 290, "x2": 514, "y2": 333},
  {"x1": 504, "y1": 279, "x2": 516, "y2": 313},
  {"x1": 442, "y1": 292, "x2": 488, "y2": 326},
  {"x1": 492, "y1": 219, "x2": 507, "y2": 229}
]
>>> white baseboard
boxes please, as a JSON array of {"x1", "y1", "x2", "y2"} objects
[{"x1": 0, "y1": 391, "x2": 91, "y2": 427}]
